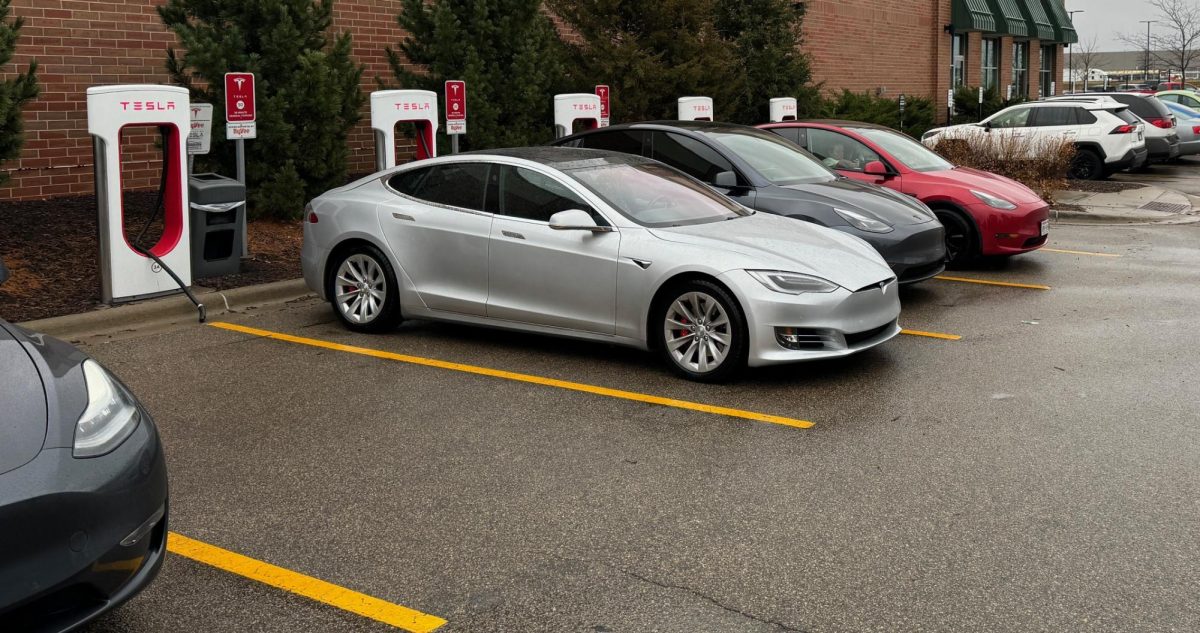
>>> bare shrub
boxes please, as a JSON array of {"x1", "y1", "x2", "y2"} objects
[{"x1": 932, "y1": 133, "x2": 1075, "y2": 204}]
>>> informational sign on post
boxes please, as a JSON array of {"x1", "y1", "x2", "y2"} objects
[
  {"x1": 947, "y1": 89, "x2": 955, "y2": 116},
  {"x1": 445, "y1": 80, "x2": 466, "y2": 135},
  {"x1": 224, "y1": 72, "x2": 257, "y2": 139},
  {"x1": 595, "y1": 85, "x2": 610, "y2": 127},
  {"x1": 188, "y1": 103, "x2": 213, "y2": 155},
  {"x1": 978, "y1": 86, "x2": 984, "y2": 104},
  {"x1": 898, "y1": 94, "x2": 907, "y2": 113},
  {"x1": 1051, "y1": 81, "x2": 1057, "y2": 96}
]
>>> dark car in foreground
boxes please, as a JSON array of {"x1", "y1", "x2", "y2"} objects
[
  {"x1": 553, "y1": 121, "x2": 947, "y2": 284},
  {"x1": 0, "y1": 258, "x2": 168, "y2": 632}
]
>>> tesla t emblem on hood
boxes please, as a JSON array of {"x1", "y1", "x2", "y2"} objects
[{"x1": 629, "y1": 258, "x2": 653, "y2": 269}]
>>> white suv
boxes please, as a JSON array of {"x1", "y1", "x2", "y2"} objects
[{"x1": 922, "y1": 98, "x2": 1148, "y2": 180}]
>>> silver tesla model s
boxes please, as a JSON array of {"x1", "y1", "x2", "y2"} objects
[{"x1": 301, "y1": 147, "x2": 901, "y2": 381}]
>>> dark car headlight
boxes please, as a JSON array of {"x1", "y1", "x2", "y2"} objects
[
  {"x1": 834, "y1": 207, "x2": 894, "y2": 233},
  {"x1": 74, "y1": 360, "x2": 142, "y2": 458}
]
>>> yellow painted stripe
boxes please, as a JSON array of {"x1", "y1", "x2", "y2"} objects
[
  {"x1": 167, "y1": 532, "x2": 446, "y2": 632},
  {"x1": 1042, "y1": 247, "x2": 1121, "y2": 257},
  {"x1": 207, "y1": 322, "x2": 814, "y2": 429},
  {"x1": 934, "y1": 275, "x2": 1051, "y2": 290},
  {"x1": 901, "y1": 329, "x2": 962, "y2": 341}
]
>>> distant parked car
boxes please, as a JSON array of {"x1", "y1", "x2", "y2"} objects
[
  {"x1": 760, "y1": 120, "x2": 1050, "y2": 264},
  {"x1": 1156, "y1": 89, "x2": 1200, "y2": 110},
  {"x1": 0, "y1": 257, "x2": 168, "y2": 630},
  {"x1": 1049, "y1": 92, "x2": 1179, "y2": 163},
  {"x1": 922, "y1": 98, "x2": 1148, "y2": 180},
  {"x1": 553, "y1": 121, "x2": 947, "y2": 284},
  {"x1": 1161, "y1": 101, "x2": 1200, "y2": 156}
]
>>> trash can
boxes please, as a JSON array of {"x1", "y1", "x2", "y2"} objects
[{"x1": 188, "y1": 173, "x2": 245, "y2": 279}]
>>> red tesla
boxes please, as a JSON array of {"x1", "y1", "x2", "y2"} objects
[{"x1": 758, "y1": 120, "x2": 1050, "y2": 264}]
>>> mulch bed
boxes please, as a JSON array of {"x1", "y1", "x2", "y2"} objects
[{"x1": 0, "y1": 193, "x2": 301, "y2": 323}]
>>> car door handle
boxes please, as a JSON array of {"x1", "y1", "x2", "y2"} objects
[
  {"x1": 502, "y1": 230, "x2": 525, "y2": 240},
  {"x1": 392, "y1": 212, "x2": 415, "y2": 222}
]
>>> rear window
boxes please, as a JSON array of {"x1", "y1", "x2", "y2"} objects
[
  {"x1": 1114, "y1": 109, "x2": 1140, "y2": 125},
  {"x1": 1108, "y1": 94, "x2": 1171, "y2": 119}
]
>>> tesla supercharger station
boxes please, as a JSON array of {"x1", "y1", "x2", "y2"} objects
[
  {"x1": 88, "y1": 84, "x2": 191, "y2": 303},
  {"x1": 678, "y1": 96, "x2": 714, "y2": 121},
  {"x1": 769, "y1": 97, "x2": 798, "y2": 122},
  {"x1": 553, "y1": 93, "x2": 601, "y2": 139},
  {"x1": 371, "y1": 89, "x2": 438, "y2": 171}
]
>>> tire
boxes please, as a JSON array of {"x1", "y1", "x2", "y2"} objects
[
  {"x1": 933, "y1": 209, "x2": 976, "y2": 266},
  {"x1": 1069, "y1": 150, "x2": 1104, "y2": 180},
  {"x1": 326, "y1": 243, "x2": 402, "y2": 333},
  {"x1": 655, "y1": 280, "x2": 748, "y2": 383}
]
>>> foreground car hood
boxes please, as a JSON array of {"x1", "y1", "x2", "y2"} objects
[
  {"x1": 650, "y1": 212, "x2": 893, "y2": 291},
  {"x1": 939, "y1": 167, "x2": 1044, "y2": 205},
  {"x1": 0, "y1": 322, "x2": 47, "y2": 476},
  {"x1": 780, "y1": 179, "x2": 934, "y2": 225}
]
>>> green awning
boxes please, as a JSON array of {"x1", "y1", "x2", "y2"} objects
[
  {"x1": 1019, "y1": 0, "x2": 1056, "y2": 41},
  {"x1": 987, "y1": 0, "x2": 1030, "y2": 37},
  {"x1": 953, "y1": 0, "x2": 997, "y2": 32},
  {"x1": 1041, "y1": 0, "x2": 1079, "y2": 44}
]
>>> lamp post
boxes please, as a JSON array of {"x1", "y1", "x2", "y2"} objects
[
  {"x1": 1069, "y1": 9, "x2": 1085, "y2": 92},
  {"x1": 1140, "y1": 20, "x2": 1155, "y2": 82}
]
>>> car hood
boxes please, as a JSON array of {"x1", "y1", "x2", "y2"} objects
[
  {"x1": 649, "y1": 212, "x2": 894, "y2": 291},
  {"x1": 933, "y1": 167, "x2": 1045, "y2": 205},
  {"x1": 0, "y1": 322, "x2": 48, "y2": 476},
  {"x1": 778, "y1": 178, "x2": 935, "y2": 225}
]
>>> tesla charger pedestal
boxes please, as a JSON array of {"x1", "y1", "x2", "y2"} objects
[
  {"x1": 769, "y1": 97, "x2": 797, "y2": 122},
  {"x1": 88, "y1": 84, "x2": 191, "y2": 303},
  {"x1": 371, "y1": 89, "x2": 438, "y2": 171},
  {"x1": 554, "y1": 93, "x2": 601, "y2": 138},
  {"x1": 678, "y1": 96, "x2": 713, "y2": 121}
]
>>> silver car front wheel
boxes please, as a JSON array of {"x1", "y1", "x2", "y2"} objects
[{"x1": 658, "y1": 281, "x2": 747, "y2": 382}]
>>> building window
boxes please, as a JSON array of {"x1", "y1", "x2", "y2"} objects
[
  {"x1": 1012, "y1": 41, "x2": 1029, "y2": 99},
  {"x1": 982, "y1": 39, "x2": 1000, "y2": 92},
  {"x1": 952, "y1": 34, "x2": 967, "y2": 88},
  {"x1": 1040, "y1": 45, "x2": 1056, "y2": 97}
]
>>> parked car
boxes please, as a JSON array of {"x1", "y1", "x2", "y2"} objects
[
  {"x1": 552, "y1": 121, "x2": 947, "y2": 284},
  {"x1": 302, "y1": 148, "x2": 902, "y2": 382},
  {"x1": 1150, "y1": 81, "x2": 1199, "y2": 92},
  {"x1": 1048, "y1": 92, "x2": 1179, "y2": 163},
  {"x1": 1161, "y1": 100, "x2": 1200, "y2": 156},
  {"x1": 922, "y1": 98, "x2": 1148, "y2": 180},
  {"x1": 1155, "y1": 89, "x2": 1200, "y2": 110},
  {"x1": 1117, "y1": 83, "x2": 1155, "y2": 93},
  {"x1": 760, "y1": 120, "x2": 1050, "y2": 264},
  {"x1": 0, "y1": 258, "x2": 168, "y2": 631}
]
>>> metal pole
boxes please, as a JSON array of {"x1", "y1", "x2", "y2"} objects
[
  {"x1": 1068, "y1": 10, "x2": 1085, "y2": 93},
  {"x1": 451, "y1": 135, "x2": 459, "y2": 155},
  {"x1": 1140, "y1": 20, "x2": 1155, "y2": 82},
  {"x1": 236, "y1": 138, "x2": 247, "y2": 257}
]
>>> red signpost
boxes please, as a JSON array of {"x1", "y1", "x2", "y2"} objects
[
  {"x1": 224, "y1": 73, "x2": 256, "y2": 124},
  {"x1": 595, "y1": 84, "x2": 610, "y2": 127},
  {"x1": 445, "y1": 80, "x2": 466, "y2": 153}
]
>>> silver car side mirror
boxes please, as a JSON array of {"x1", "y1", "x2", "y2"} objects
[{"x1": 549, "y1": 209, "x2": 612, "y2": 232}]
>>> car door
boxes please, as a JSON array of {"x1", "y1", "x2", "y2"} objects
[
  {"x1": 804, "y1": 128, "x2": 895, "y2": 187},
  {"x1": 486, "y1": 164, "x2": 619, "y2": 334},
  {"x1": 986, "y1": 106, "x2": 1036, "y2": 156},
  {"x1": 648, "y1": 131, "x2": 756, "y2": 208},
  {"x1": 379, "y1": 163, "x2": 493, "y2": 316}
]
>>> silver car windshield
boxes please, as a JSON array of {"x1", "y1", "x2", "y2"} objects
[
  {"x1": 856, "y1": 128, "x2": 953, "y2": 172},
  {"x1": 703, "y1": 130, "x2": 836, "y2": 185},
  {"x1": 568, "y1": 163, "x2": 750, "y2": 227}
]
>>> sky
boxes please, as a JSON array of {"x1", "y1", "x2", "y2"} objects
[{"x1": 1067, "y1": 0, "x2": 1163, "y2": 51}]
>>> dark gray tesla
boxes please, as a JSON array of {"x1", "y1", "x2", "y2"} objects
[
  {"x1": 0, "y1": 259, "x2": 168, "y2": 631},
  {"x1": 554, "y1": 121, "x2": 947, "y2": 283}
]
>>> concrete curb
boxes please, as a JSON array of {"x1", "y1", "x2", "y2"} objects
[
  {"x1": 1049, "y1": 207, "x2": 1200, "y2": 224},
  {"x1": 1051, "y1": 182, "x2": 1199, "y2": 225},
  {"x1": 20, "y1": 278, "x2": 314, "y2": 341}
]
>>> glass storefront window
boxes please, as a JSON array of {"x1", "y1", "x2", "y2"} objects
[
  {"x1": 982, "y1": 39, "x2": 1000, "y2": 92},
  {"x1": 1013, "y1": 41, "x2": 1029, "y2": 99}
]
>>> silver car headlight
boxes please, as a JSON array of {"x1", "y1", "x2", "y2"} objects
[
  {"x1": 747, "y1": 270, "x2": 840, "y2": 295},
  {"x1": 74, "y1": 360, "x2": 142, "y2": 458},
  {"x1": 971, "y1": 190, "x2": 1017, "y2": 210},
  {"x1": 834, "y1": 207, "x2": 894, "y2": 233}
]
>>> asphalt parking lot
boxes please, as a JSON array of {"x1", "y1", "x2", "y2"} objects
[{"x1": 77, "y1": 221, "x2": 1199, "y2": 633}]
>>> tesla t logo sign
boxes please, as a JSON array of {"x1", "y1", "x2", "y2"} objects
[
  {"x1": 595, "y1": 85, "x2": 610, "y2": 127},
  {"x1": 224, "y1": 73, "x2": 256, "y2": 123},
  {"x1": 445, "y1": 80, "x2": 466, "y2": 135}
]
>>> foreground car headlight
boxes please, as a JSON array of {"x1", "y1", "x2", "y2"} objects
[
  {"x1": 75, "y1": 360, "x2": 142, "y2": 458},
  {"x1": 834, "y1": 207, "x2": 894, "y2": 233},
  {"x1": 971, "y1": 190, "x2": 1017, "y2": 210},
  {"x1": 747, "y1": 270, "x2": 840, "y2": 295}
]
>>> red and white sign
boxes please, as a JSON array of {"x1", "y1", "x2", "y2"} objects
[
  {"x1": 188, "y1": 103, "x2": 214, "y2": 155},
  {"x1": 225, "y1": 72, "x2": 257, "y2": 139},
  {"x1": 595, "y1": 85, "x2": 610, "y2": 127},
  {"x1": 445, "y1": 80, "x2": 466, "y2": 135}
]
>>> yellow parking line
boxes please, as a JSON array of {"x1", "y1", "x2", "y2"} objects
[
  {"x1": 901, "y1": 329, "x2": 962, "y2": 341},
  {"x1": 934, "y1": 275, "x2": 1051, "y2": 290},
  {"x1": 167, "y1": 532, "x2": 446, "y2": 632},
  {"x1": 1042, "y1": 247, "x2": 1121, "y2": 257},
  {"x1": 208, "y1": 322, "x2": 814, "y2": 429}
]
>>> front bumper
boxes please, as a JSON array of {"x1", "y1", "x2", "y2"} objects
[
  {"x1": 0, "y1": 416, "x2": 168, "y2": 631},
  {"x1": 971, "y1": 200, "x2": 1050, "y2": 256},
  {"x1": 834, "y1": 221, "x2": 947, "y2": 285},
  {"x1": 301, "y1": 220, "x2": 327, "y2": 301},
  {"x1": 720, "y1": 270, "x2": 902, "y2": 367}
]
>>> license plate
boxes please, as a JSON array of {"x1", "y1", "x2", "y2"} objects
[
  {"x1": 1138, "y1": 131, "x2": 1144, "y2": 141},
  {"x1": 1040, "y1": 219, "x2": 1050, "y2": 236}
]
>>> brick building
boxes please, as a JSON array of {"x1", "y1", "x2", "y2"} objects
[{"x1": 0, "y1": 0, "x2": 1077, "y2": 202}]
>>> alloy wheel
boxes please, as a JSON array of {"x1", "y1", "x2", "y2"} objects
[
  {"x1": 335, "y1": 254, "x2": 388, "y2": 324},
  {"x1": 663, "y1": 291, "x2": 732, "y2": 374}
]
